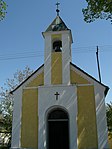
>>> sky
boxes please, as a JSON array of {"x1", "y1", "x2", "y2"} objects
[{"x1": 0, "y1": 0, "x2": 112, "y2": 103}]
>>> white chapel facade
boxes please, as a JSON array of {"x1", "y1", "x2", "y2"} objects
[{"x1": 11, "y1": 8, "x2": 109, "y2": 149}]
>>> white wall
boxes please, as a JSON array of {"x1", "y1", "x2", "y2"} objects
[
  {"x1": 94, "y1": 83, "x2": 109, "y2": 149},
  {"x1": 11, "y1": 87, "x2": 22, "y2": 148},
  {"x1": 62, "y1": 32, "x2": 72, "y2": 85},
  {"x1": 44, "y1": 34, "x2": 51, "y2": 85}
]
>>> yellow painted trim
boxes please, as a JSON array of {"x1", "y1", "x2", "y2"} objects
[
  {"x1": 52, "y1": 34, "x2": 61, "y2": 40},
  {"x1": 21, "y1": 89, "x2": 38, "y2": 149},
  {"x1": 77, "y1": 86, "x2": 98, "y2": 149},
  {"x1": 51, "y1": 52, "x2": 62, "y2": 84}
]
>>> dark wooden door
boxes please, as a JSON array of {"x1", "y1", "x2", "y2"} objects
[{"x1": 48, "y1": 109, "x2": 69, "y2": 149}]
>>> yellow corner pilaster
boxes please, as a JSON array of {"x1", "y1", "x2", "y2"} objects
[
  {"x1": 77, "y1": 86, "x2": 98, "y2": 149},
  {"x1": 21, "y1": 89, "x2": 38, "y2": 149}
]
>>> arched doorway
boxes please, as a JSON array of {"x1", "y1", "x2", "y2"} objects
[{"x1": 47, "y1": 108, "x2": 69, "y2": 149}]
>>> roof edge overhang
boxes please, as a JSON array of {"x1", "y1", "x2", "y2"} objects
[{"x1": 42, "y1": 29, "x2": 73, "y2": 43}]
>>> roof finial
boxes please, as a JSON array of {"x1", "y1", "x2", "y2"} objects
[{"x1": 56, "y1": 2, "x2": 60, "y2": 16}]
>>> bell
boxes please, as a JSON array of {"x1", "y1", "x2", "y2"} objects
[
  {"x1": 53, "y1": 40, "x2": 62, "y2": 52},
  {"x1": 55, "y1": 45, "x2": 61, "y2": 52}
]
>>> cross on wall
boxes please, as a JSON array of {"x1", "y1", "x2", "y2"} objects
[{"x1": 54, "y1": 92, "x2": 60, "y2": 100}]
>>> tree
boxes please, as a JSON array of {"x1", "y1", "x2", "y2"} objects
[
  {"x1": 106, "y1": 102, "x2": 112, "y2": 138},
  {"x1": 82, "y1": 0, "x2": 112, "y2": 23},
  {"x1": 0, "y1": 66, "x2": 33, "y2": 147},
  {"x1": 0, "y1": 0, "x2": 7, "y2": 21}
]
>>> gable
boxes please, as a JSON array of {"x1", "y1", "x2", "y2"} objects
[
  {"x1": 70, "y1": 63, "x2": 109, "y2": 96},
  {"x1": 11, "y1": 63, "x2": 109, "y2": 96}
]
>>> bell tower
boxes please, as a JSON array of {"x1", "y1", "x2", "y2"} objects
[
  {"x1": 42, "y1": 7, "x2": 73, "y2": 85},
  {"x1": 38, "y1": 5, "x2": 77, "y2": 149}
]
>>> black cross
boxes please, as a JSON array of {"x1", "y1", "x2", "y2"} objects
[
  {"x1": 56, "y1": 2, "x2": 60, "y2": 16},
  {"x1": 54, "y1": 92, "x2": 60, "y2": 100},
  {"x1": 56, "y1": 2, "x2": 60, "y2": 9}
]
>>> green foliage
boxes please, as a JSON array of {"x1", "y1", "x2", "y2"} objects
[
  {"x1": 0, "y1": 66, "x2": 33, "y2": 147},
  {"x1": 82, "y1": 0, "x2": 112, "y2": 23},
  {"x1": 106, "y1": 102, "x2": 112, "y2": 138},
  {"x1": 0, "y1": 0, "x2": 7, "y2": 21}
]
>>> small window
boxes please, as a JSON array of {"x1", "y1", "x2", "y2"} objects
[{"x1": 53, "y1": 40, "x2": 62, "y2": 52}]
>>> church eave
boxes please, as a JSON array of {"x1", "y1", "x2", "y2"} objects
[
  {"x1": 10, "y1": 64, "x2": 44, "y2": 94},
  {"x1": 42, "y1": 29, "x2": 73, "y2": 43}
]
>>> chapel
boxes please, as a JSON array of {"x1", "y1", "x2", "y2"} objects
[{"x1": 11, "y1": 4, "x2": 109, "y2": 149}]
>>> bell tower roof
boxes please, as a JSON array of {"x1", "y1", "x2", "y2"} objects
[
  {"x1": 45, "y1": 16, "x2": 69, "y2": 32},
  {"x1": 45, "y1": 2, "x2": 69, "y2": 32}
]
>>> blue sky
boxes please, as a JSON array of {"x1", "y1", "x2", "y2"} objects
[{"x1": 0, "y1": 0, "x2": 112, "y2": 103}]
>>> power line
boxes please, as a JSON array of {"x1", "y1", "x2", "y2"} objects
[
  {"x1": 0, "y1": 45, "x2": 111, "y2": 61},
  {"x1": 0, "y1": 55, "x2": 44, "y2": 61},
  {"x1": 0, "y1": 51, "x2": 43, "y2": 57},
  {"x1": 0, "y1": 44, "x2": 111, "y2": 55}
]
